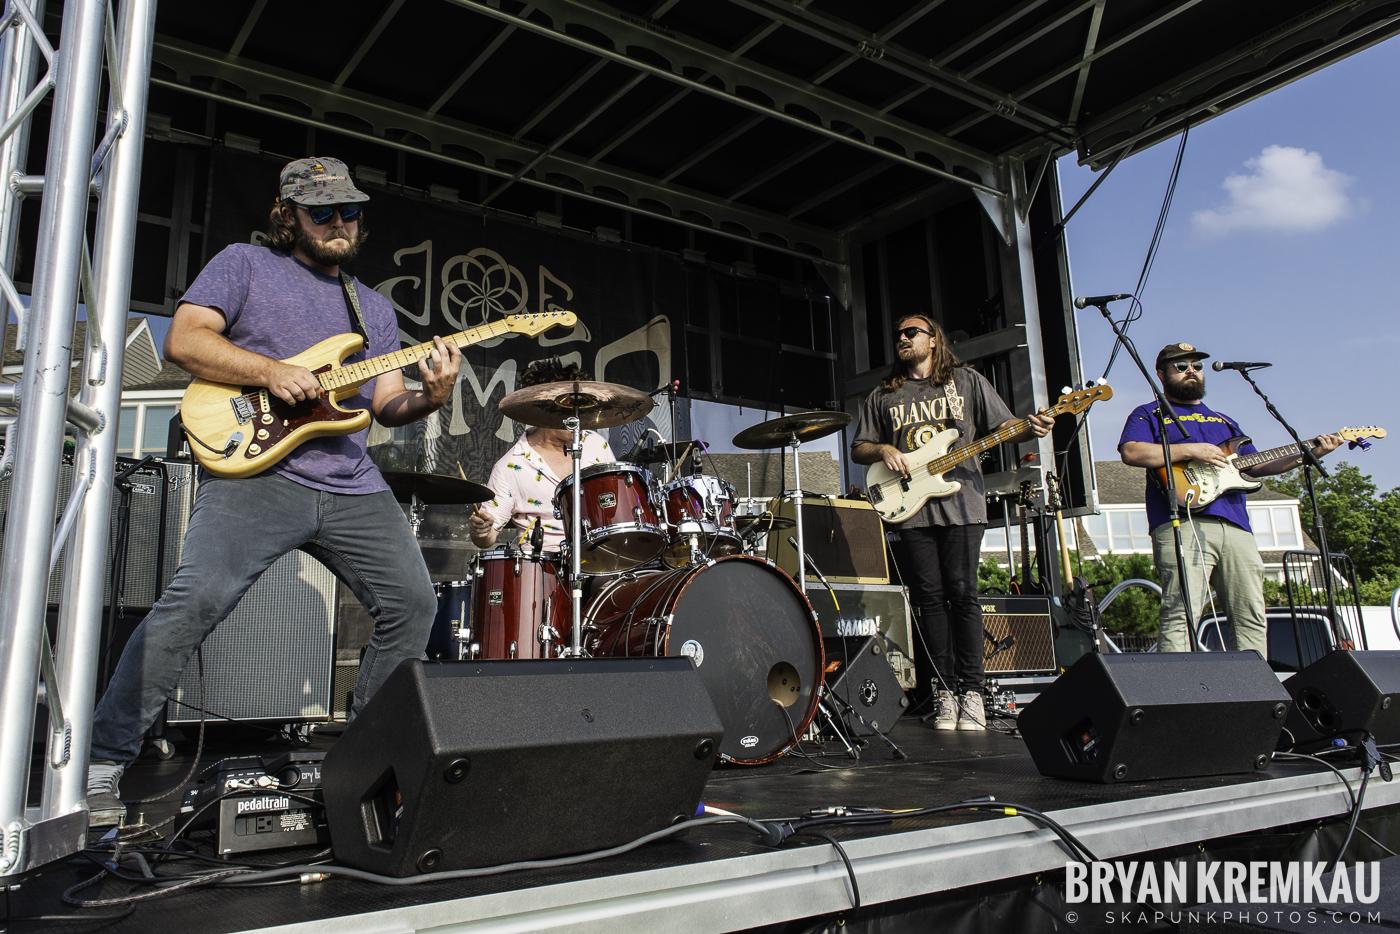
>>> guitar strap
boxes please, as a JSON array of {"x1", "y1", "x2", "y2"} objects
[
  {"x1": 942, "y1": 375, "x2": 964, "y2": 423},
  {"x1": 340, "y1": 272, "x2": 371, "y2": 346}
]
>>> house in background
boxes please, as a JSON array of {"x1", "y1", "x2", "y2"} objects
[{"x1": 982, "y1": 460, "x2": 1314, "y2": 583}]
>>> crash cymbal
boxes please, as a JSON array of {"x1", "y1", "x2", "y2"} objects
[
  {"x1": 635, "y1": 440, "x2": 707, "y2": 462},
  {"x1": 499, "y1": 380, "x2": 654, "y2": 430},
  {"x1": 735, "y1": 513, "x2": 796, "y2": 532},
  {"x1": 383, "y1": 471, "x2": 495, "y2": 505},
  {"x1": 731, "y1": 411, "x2": 852, "y2": 450}
]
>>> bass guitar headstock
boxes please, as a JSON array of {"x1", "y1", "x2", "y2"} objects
[{"x1": 1051, "y1": 382, "x2": 1113, "y2": 417}]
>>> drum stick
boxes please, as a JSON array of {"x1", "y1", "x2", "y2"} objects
[{"x1": 665, "y1": 443, "x2": 694, "y2": 484}]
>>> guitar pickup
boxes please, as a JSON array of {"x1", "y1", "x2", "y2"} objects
[
  {"x1": 868, "y1": 485, "x2": 883, "y2": 504},
  {"x1": 230, "y1": 395, "x2": 254, "y2": 424}
]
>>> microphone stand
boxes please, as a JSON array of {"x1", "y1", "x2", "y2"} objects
[
  {"x1": 1087, "y1": 302, "x2": 1201, "y2": 651},
  {"x1": 1230, "y1": 366, "x2": 1341, "y2": 648}
]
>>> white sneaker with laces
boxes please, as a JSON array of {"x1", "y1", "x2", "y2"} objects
[
  {"x1": 958, "y1": 690, "x2": 986, "y2": 731},
  {"x1": 933, "y1": 689, "x2": 959, "y2": 730},
  {"x1": 86, "y1": 761, "x2": 127, "y2": 827}
]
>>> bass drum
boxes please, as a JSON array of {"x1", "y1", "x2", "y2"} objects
[{"x1": 584, "y1": 556, "x2": 823, "y2": 764}]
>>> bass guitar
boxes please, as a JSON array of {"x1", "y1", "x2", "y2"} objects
[
  {"x1": 1151, "y1": 426, "x2": 1385, "y2": 510},
  {"x1": 181, "y1": 310, "x2": 577, "y2": 479},
  {"x1": 865, "y1": 384, "x2": 1112, "y2": 524}
]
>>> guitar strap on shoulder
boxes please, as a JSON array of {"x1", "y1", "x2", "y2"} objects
[
  {"x1": 942, "y1": 375, "x2": 965, "y2": 422},
  {"x1": 340, "y1": 272, "x2": 370, "y2": 345}
]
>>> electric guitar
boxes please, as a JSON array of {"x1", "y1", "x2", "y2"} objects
[
  {"x1": 181, "y1": 310, "x2": 578, "y2": 479},
  {"x1": 1151, "y1": 427, "x2": 1386, "y2": 510},
  {"x1": 865, "y1": 384, "x2": 1113, "y2": 524}
]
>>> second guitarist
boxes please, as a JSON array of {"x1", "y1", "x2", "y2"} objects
[
  {"x1": 852, "y1": 314, "x2": 1052, "y2": 731},
  {"x1": 1118, "y1": 342, "x2": 1344, "y2": 656},
  {"x1": 86, "y1": 158, "x2": 460, "y2": 820}
]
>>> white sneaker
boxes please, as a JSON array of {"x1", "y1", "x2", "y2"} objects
[
  {"x1": 957, "y1": 691, "x2": 986, "y2": 731},
  {"x1": 933, "y1": 690, "x2": 959, "y2": 730},
  {"x1": 86, "y1": 761, "x2": 126, "y2": 827}
]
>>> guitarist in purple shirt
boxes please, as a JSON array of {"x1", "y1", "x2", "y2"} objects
[
  {"x1": 1118, "y1": 342, "x2": 1342, "y2": 656},
  {"x1": 85, "y1": 158, "x2": 461, "y2": 822}
]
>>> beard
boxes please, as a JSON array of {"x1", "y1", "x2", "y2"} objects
[
  {"x1": 293, "y1": 221, "x2": 361, "y2": 266},
  {"x1": 896, "y1": 343, "x2": 930, "y2": 367},
  {"x1": 1167, "y1": 374, "x2": 1206, "y2": 401}
]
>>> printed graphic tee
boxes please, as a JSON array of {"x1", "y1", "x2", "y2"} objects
[{"x1": 852, "y1": 366, "x2": 1014, "y2": 527}]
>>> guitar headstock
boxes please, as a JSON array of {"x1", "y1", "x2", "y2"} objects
[
  {"x1": 1052, "y1": 382, "x2": 1113, "y2": 416},
  {"x1": 504, "y1": 309, "x2": 579, "y2": 337},
  {"x1": 1339, "y1": 426, "x2": 1386, "y2": 442},
  {"x1": 1045, "y1": 471, "x2": 1064, "y2": 511}
]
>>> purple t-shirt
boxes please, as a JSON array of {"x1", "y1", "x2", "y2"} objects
[
  {"x1": 181, "y1": 244, "x2": 398, "y2": 494},
  {"x1": 1118, "y1": 400, "x2": 1258, "y2": 532}
]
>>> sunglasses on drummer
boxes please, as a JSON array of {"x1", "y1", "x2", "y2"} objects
[
  {"x1": 299, "y1": 203, "x2": 362, "y2": 225},
  {"x1": 895, "y1": 326, "x2": 932, "y2": 341},
  {"x1": 1169, "y1": 360, "x2": 1204, "y2": 372}
]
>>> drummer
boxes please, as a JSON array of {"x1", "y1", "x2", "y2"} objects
[{"x1": 469, "y1": 357, "x2": 616, "y2": 550}]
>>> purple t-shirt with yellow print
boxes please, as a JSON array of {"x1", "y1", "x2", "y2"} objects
[{"x1": 1118, "y1": 400, "x2": 1258, "y2": 532}]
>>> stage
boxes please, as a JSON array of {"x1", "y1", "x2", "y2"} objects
[{"x1": 11, "y1": 717, "x2": 1399, "y2": 933}]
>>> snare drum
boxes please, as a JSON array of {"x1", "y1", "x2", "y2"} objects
[
  {"x1": 467, "y1": 548, "x2": 571, "y2": 659},
  {"x1": 661, "y1": 474, "x2": 743, "y2": 567},
  {"x1": 553, "y1": 463, "x2": 667, "y2": 574},
  {"x1": 583, "y1": 556, "x2": 824, "y2": 764}
]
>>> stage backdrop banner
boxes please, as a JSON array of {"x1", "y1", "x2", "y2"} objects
[{"x1": 202, "y1": 151, "x2": 687, "y2": 486}]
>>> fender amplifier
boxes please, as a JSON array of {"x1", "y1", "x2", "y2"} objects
[{"x1": 766, "y1": 496, "x2": 888, "y2": 584}]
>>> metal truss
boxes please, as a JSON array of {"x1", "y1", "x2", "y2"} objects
[
  {"x1": 149, "y1": 37, "x2": 843, "y2": 259},
  {"x1": 449, "y1": 0, "x2": 1005, "y2": 197},
  {"x1": 0, "y1": 0, "x2": 158, "y2": 876}
]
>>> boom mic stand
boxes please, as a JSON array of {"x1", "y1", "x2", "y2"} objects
[
  {"x1": 1229, "y1": 366, "x2": 1342, "y2": 647},
  {"x1": 1085, "y1": 300, "x2": 1201, "y2": 651}
]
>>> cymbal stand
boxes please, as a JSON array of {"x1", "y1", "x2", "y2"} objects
[
  {"x1": 786, "y1": 431, "x2": 807, "y2": 592},
  {"x1": 567, "y1": 402, "x2": 584, "y2": 657},
  {"x1": 408, "y1": 492, "x2": 426, "y2": 538},
  {"x1": 815, "y1": 688, "x2": 859, "y2": 759}
]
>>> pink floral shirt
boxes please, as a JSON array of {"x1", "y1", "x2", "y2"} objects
[{"x1": 480, "y1": 429, "x2": 614, "y2": 550}]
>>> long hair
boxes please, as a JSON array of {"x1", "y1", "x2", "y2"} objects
[
  {"x1": 263, "y1": 199, "x2": 369, "y2": 253},
  {"x1": 881, "y1": 314, "x2": 964, "y2": 392}
]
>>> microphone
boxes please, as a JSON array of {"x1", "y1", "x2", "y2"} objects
[
  {"x1": 623, "y1": 432, "x2": 650, "y2": 461},
  {"x1": 1211, "y1": 361, "x2": 1272, "y2": 372},
  {"x1": 1073, "y1": 293, "x2": 1133, "y2": 309},
  {"x1": 530, "y1": 520, "x2": 544, "y2": 555}
]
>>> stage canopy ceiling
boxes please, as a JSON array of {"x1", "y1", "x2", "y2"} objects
[{"x1": 147, "y1": 0, "x2": 1400, "y2": 261}]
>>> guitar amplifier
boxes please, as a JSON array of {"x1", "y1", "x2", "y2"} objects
[
  {"x1": 0, "y1": 456, "x2": 194, "y2": 609},
  {"x1": 766, "y1": 496, "x2": 889, "y2": 584},
  {"x1": 805, "y1": 582, "x2": 915, "y2": 690},
  {"x1": 981, "y1": 594, "x2": 1058, "y2": 675}
]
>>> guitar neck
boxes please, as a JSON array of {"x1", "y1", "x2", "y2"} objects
[
  {"x1": 320, "y1": 320, "x2": 512, "y2": 392},
  {"x1": 1230, "y1": 438, "x2": 1315, "y2": 470},
  {"x1": 920, "y1": 406, "x2": 1060, "y2": 479}
]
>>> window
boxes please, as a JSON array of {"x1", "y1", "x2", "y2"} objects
[
  {"x1": 982, "y1": 525, "x2": 1028, "y2": 554},
  {"x1": 1249, "y1": 504, "x2": 1301, "y2": 549},
  {"x1": 116, "y1": 401, "x2": 180, "y2": 458},
  {"x1": 1080, "y1": 508, "x2": 1152, "y2": 554}
]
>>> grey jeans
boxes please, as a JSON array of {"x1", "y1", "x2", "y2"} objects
[
  {"x1": 90, "y1": 471, "x2": 436, "y2": 764},
  {"x1": 1152, "y1": 515, "x2": 1267, "y2": 656}
]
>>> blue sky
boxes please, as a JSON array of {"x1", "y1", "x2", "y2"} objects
[{"x1": 1058, "y1": 37, "x2": 1400, "y2": 493}]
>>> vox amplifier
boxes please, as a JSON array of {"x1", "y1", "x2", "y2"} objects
[{"x1": 980, "y1": 594, "x2": 1057, "y2": 675}]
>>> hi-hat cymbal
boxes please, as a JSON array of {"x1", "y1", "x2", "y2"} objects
[
  {"x1": 499, "y1": 380, "x2": 654, "y2": 430},
  {"x1": 383, "y1": 471, "x2": 495, "y2": 505},
  {"x1": 731, "y1": 411, "x2": 852, "y2": 450},
  {"x1": 736, "y1": 513, "x2": 796, "y2": 532}
]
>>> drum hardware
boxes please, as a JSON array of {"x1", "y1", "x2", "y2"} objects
[
  {"x1": 732, "y1": 411, "x2": 851, "y2": 594},
  {"x1": 384, "y1": 471, "x2": 495, "y2": 539}
]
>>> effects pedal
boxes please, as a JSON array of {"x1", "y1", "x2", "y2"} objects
[{"x1": 179, "y1": 751, "x2": 328, "y2": 855}]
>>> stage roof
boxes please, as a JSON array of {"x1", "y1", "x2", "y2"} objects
[{"x1": 145, "y1": 0, "x2": 1400, "y2": 262}]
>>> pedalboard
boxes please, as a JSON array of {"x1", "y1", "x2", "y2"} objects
[{"x1": 179, "y1": 751, "x2": 328, "y2": 855}]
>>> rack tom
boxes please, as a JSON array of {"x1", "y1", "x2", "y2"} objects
[
  {"x1": 553, "y1": 463, "x2": 667, "y2": 574},
  {"x1": 660, "y1": 474, "x2": 743, "y2": 567}
]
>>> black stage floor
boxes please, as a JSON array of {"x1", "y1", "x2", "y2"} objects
[{"x1": 6, "y1": 718, "x2": 1371, "y2": 933}]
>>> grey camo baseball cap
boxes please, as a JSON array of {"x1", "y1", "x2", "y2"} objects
[{"x1": 278, "y1": 157, "x2": 369, "y2": 206}]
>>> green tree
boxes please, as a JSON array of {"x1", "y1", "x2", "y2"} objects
[{"x1": 978, "y1": 552, "x2": 1163, "y2": 636}]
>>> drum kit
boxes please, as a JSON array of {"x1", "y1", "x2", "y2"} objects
[{"x1": 393, "y1": 378, "x2": 853, "y2": 765}]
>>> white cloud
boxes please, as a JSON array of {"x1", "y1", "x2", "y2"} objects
[{"x1": 1191, "y1": 145, "x2": 1354, "y2": 236}]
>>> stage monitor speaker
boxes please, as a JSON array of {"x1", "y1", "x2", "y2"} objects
[
  {"x1": 165, "y1": 548, "x2": 337, "y2": 724},
  {"x1": 1019, "y1": 652, "x2": 1291, "y2": 783},
  {"x1": 1282, "y1": 650, "x2": 1400, "y2": 749},
  {"x1": 767, "y1": 496, "x2": 888, "y2": 584},
  {"x1": 321, "y1": 658, "x2": 724, "y2": 876},
  {"x1": 980, "y1": 594, "x2": 1057, "y2": 675},
  {"x1": 823, "y1": 636, "x2": 908, "y2": 736}
]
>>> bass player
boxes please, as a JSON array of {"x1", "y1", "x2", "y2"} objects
[
  {"x1": 86, "y1": 157, "x2": 461, "y2": 821},
  {"x1": 1118, "y1": 342, "x2": 1342, "y2": 656},
  {"x1": 852, "y1": 314, "x2": 1052, "y2": 731}
]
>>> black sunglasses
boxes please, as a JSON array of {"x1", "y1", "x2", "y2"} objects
[
  {"x1": 895, "y1": 326, "x2": 932, "y2": 341},
  {"x1": 1170, "y1": 360, "x2": 1204, "y2": 372},
  {"x1": 301, "y1": 203, "x2": 362, "y2": 225}
]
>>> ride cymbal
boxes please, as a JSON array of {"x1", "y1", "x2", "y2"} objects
[
  {"x1": 499, "y1": 380, "x2": 653, "y2": 430},
  {"x1": 731, "y1": 411, "x2": 852, "y2": 450}
]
